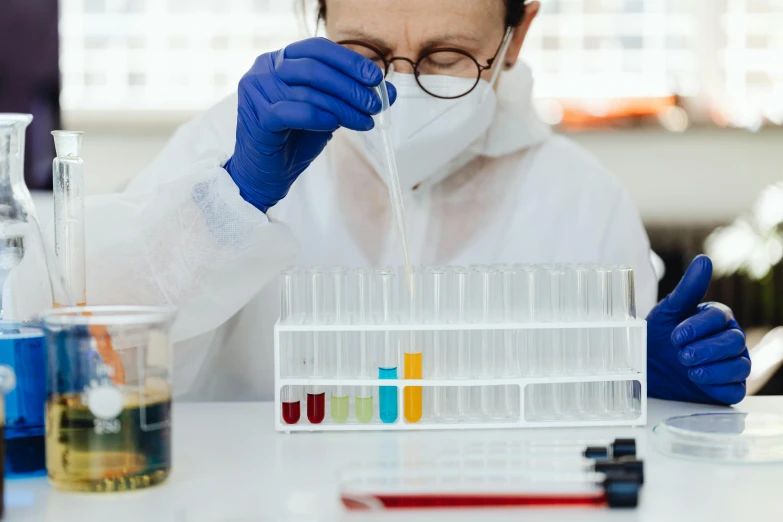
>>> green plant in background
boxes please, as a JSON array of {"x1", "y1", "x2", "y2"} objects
[
  {"x1": 706, "y1": 182, "x2": 783, "y2": 325},
  {"x1": 706, "y1": 182, "x2": 783, "y2": 281}
]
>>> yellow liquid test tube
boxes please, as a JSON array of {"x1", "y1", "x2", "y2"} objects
[{"x1": 404, "y1": 351, "x2": 423, "y2": 423}]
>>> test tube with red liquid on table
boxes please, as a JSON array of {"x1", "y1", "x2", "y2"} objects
[
  {"x1": 280, "y1": 268, "x2": 302, "y2": 425},
  {"x1": 307, "y1": 268, "x2": 326, "y2": 424}
]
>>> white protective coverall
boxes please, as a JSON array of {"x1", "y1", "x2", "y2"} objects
[{"x1": 84, "y1": 64, "x2": 657, "y2": 401}]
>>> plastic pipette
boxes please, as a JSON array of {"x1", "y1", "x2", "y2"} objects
[{"x1": 373, "y1": 72, "x2": 414, "y2": 293}]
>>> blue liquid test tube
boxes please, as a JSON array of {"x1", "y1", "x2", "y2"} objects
[{"x1": 375, "y1": 268, "x2": 398, "y2": 423}]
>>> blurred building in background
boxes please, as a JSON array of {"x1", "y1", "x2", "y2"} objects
[{"x1": 59, "y1": 0, "x2": 783, "y2": 131}]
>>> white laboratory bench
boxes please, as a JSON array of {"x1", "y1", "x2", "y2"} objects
[{"x1": 6, "y1": 397, "x2": 783, "y2": 522}]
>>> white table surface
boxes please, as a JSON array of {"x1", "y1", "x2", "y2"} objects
[{"x1": 6, "y1": 398, "x2": 783, "y2": 522}]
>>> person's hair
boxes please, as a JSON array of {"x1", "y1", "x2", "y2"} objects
[{"x1": 306, "y1": 0, "x2": 527, "y2": 28}]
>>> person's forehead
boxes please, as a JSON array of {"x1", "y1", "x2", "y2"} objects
[{"x1": 326, "y1": 0, "x2": 504, "y2": 29}]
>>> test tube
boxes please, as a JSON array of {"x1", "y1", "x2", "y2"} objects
[
  {"x1": 469, "y1": 266, "x2": 495, "y2": 419},
  {"x1": 449, "y1": 267, "x2": 474, "y2": 421},
  {"x1": 330, "y1": 267, "x2": 350, "y2": 424},
  {"x1": 588, "y1": 267, "x2": 614, "y2": 373},
  {"x1": 401, "y1": 269, "x2": 423, "y2": 423},
  {"x1": 424, "y1": 267, "x2": 451, "y2": 421},
  {"x1": 354, "y1": 268, "x2": 374, "y2": 423},
  {"x1": 513, "y1": 265, "x2": 537, "y2": 377},
  {"x1": 588, "y1": 267, "x2": 613, "y2": 416},
  {"x1": 375, "y1": 268, "x2": 398, "y2": 424},
  {"x1": 280, "y1": 269, "x2": 302, "y2": 425},
  {"x1": 540, "y1": 268, "x2": 567, "y2": 419},
  {"x1": 611, "y1": 266, "x2": 636, "y2": 373},
  {"x1": 307, "y1": 268, "x2": 326, "y2": 424},
  {"x1": 494, "y1": 266, "x2": 518, "y2": 419},
  {"x1": 565, "y1": 267, "x2": 590, "y2": 374}
]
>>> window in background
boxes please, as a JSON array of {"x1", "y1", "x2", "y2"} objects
[
  {"x1": 59, "y1": 0, "x2": 298, "y2": 114},
  {"x1": 59, "y1": 0, "x2": 783, "y2": 130}
]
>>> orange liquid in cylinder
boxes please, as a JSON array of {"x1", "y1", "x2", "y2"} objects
[
  {"x1": 53, "y1": 302, "x2": 126, "y2": 385},
  {"x1": 404, "y1": 352, "x2": 422, "y2": 423}
]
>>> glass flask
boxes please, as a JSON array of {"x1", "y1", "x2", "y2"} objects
[
  {"x1": 0, "y1": 114, "x2": 71, "y2": 476},
  {"x1": 42, "y1": 305, "x2": 176, "y2": 492},
  {"x1": 0, "y1": 365, "x2": 17, "y2": 518}
]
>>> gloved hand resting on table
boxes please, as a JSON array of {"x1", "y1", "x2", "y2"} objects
[
  {"x1": 225, "y1": 37, "x2": 397, "y2": 212},
  {"x1": 647, "y1": 255, "x2": 751, "y2": 405}
]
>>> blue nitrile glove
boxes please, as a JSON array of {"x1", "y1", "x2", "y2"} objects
[
  {"x1": 224, "y1": 37, "x2": 397, "y2": 212},
  {"x1": 647, "y1": 255, "x2": 751, "y2": 405}
]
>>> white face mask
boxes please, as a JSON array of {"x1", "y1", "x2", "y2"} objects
[{"x1": 344, "y1": 35, "x2": 512, "y2": 191}]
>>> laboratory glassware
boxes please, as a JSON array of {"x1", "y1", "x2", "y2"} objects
[
  {"x1": 401, "y1": 269, "x2": 423, "y2": 423},
  {"x1": 329, "y1": 267, "x2": 350, "y2": 423},
  {"x1": 279, "y1": 269, "x2": 303, "y2": 424},
  {"x1": 340, "y1": 466, "x2": 642, "y2": 510},
  {"x1": 42, "y1": 305, "x2": 176, "y2": 492},
  {"x1": 353, "y1": 268, "x2": 374, "y2": 423},
  {"x1": 652, "y1": 412, "x2": 783, "y2": 463},
  {"x1": 0, "y1": 365, "x2": 16, "y2": 518},
  {"x1": 306, "y1": 267, "x2": 327, "y2": 424},
  {"x1": 52, "y1": 131, "x2": 86, "y2": 307},
  {"x1": 373, "y1": 67, "x2": 413, "y2": 292},
  {"x1": 375, "y1": 268, "x2": 398, "y2": 424},
  {"x1": 52, "y1": 130, "x2": 126, "y2": 388},
  {"x1": 274, "y1": 264, "x2": 647, "y2": 432},
  {"x1": 0, "y1": 114, "x2": 70, "y2": 476}
]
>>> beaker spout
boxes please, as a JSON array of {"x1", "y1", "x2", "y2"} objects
[{"x1": 52, "y1": 131, "x2": 84, "y2": 158}]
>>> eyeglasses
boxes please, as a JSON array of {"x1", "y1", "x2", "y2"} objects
[{"x1": 338, "y1": 29, "x2": 512, "y2": 100}]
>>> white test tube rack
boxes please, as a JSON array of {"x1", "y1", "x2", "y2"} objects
[
  {"x1": 275, "y1": 321, "x2": 646, "y2": 432},
  {"x1": 274, "y1": 264, "x2": 647, "y2": 432}
]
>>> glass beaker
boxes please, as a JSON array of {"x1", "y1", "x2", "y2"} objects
[
  {"x1": 41, "y1": 306, "x2": 176, "y2": 493},
  {"x1": 0, "y1": 114, "x2": 71, "y2": 476},
  {"x1": 0, "y1": 364, "x2": 17, "y2": 518}
]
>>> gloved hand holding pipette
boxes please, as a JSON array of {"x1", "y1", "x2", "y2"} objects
[
  {"x1": 224, "y1": 37, "x2": 397, "y2": 213},
  {"x1": 647, "y1": 255, "x2": 751, "y2": 405}
]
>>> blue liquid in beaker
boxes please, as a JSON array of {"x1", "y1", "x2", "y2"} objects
[
  {"x1": 378, "y1": 367, "x2": 398, "y2": 424},
  {"x1": 0, "y1": 327, "x2": 47, "y2": 477}
]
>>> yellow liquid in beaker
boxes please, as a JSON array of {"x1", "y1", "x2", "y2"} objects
[
  {"x1": 46, "y1": 390, "x2": 172, "y2": 492},
  {"x1": 404, "y1": 352, "x2": 423, "y2": 423}
]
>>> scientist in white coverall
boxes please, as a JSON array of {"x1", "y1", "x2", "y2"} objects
[{"x1": 85, "y1": 0, "x2": 749, "y2": 405}]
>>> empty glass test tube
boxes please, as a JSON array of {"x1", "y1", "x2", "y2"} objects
[
  {"x1": 375, "y1": 268, "x2": 398, "y2": 424},
  {"x1": 424, "y1": 267, "x2": 452, "y2": 421},
  {"x1": 513, "y1": 265, "x2": 538, "y2": 377},
  {"x1": 469, "y1": 266, "x2": 496, "y2": 419},
  {"x1": 611, "y1": 266, "x2": 636, "y2": 373},
  {"x1": 493, "y1": 266, "x2": 519, "y2": 419},
  {"x1": 449, "y1": 267, "x2": 475, "y2": 421},
  {"x1": 353, "y1": 268, "x2": 374, "y2": 423},
  {"x1": 535, "y1": 267, "x2": 567, "y2": 419},
  {"x1": 566, "y1": 267, "x2": 590, "y2": 375},
  {"x1": 306, "y1": 268, "x2": 327, "y2": 424},
  {"x1": 588, "y1": 267, "x2": 614, "y2": 374}
]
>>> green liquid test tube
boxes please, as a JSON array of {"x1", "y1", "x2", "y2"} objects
[
  {"x1": 355, "y1": 393, "x2": 373, "y2": 424},
  {"x1": 331, "y1": 391, "x2": 349, "y2": 424}
]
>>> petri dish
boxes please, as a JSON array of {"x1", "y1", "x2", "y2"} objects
[{"x1": 652, "y1": 412, "x2": 783, "y2": 463}]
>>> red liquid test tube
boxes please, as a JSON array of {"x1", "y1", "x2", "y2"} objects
[
  {"x1": 307, "y1": 392, "x2": 325, "y2": 424},
  {"x1": 282, "y1": 401, "x2": 301, "y2": 425}
]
